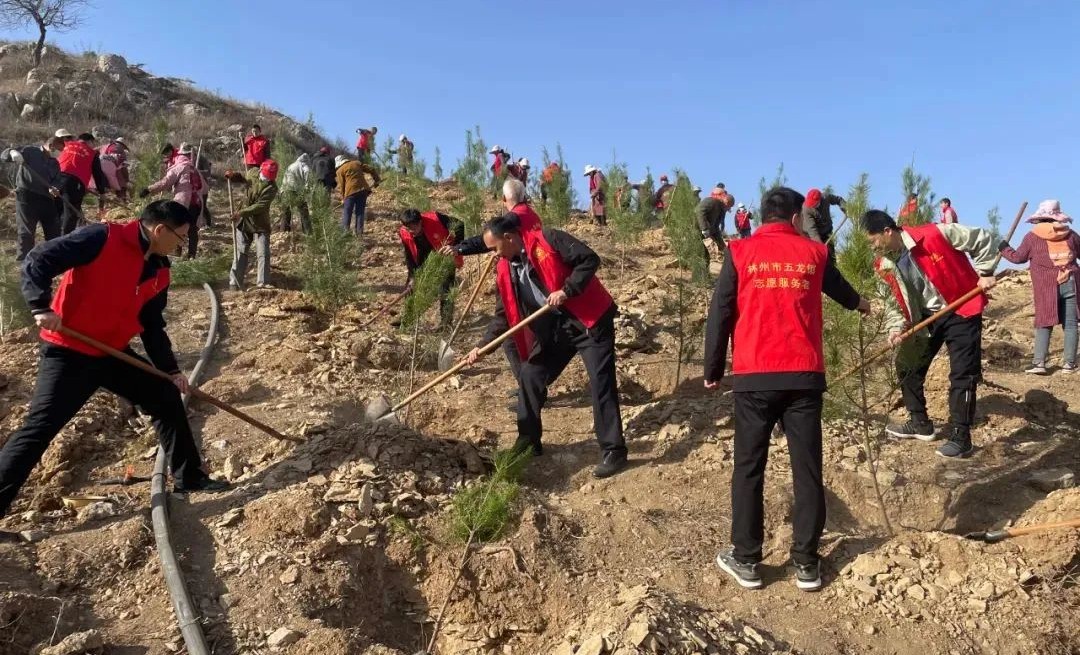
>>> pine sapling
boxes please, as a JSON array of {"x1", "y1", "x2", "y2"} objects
[
  {"x1": 606, "y1": 161, "x2": 645, "y2": 273},
  {"x1": 300, "y1": 188, "x2": 361, "y2": 317},
  {"x1": 0, "y1": 253, "x2": 31, "y2": 339},
  {"x1": 899, "y1": 160, "x2": 936, "y2": 226}
]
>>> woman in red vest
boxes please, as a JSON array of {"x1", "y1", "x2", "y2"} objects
[
  {"x1": 0, "y1": 201, "x2": 228, "y2": 539},
  {"x1": 398, "y1": 209, "x2": 465, "y2": 325},
  {"x1": 704, "y1": 187, "x2": 868, "y2": 591},
  {"x1": 464, "y1": 213, "x2": 627, "y2": 479},
  {"x1": 56, "y1": 133, "x2": 109, "y2": 235},
  {"x1": 862, "y1": 210, "x2": 998, "y2": 459}
]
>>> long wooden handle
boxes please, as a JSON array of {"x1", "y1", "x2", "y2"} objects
[
  {"x1": 835, "y1": 201, "x2": 1027, "y2": 383},
  {"x1": 442, "y1": 254, "x2": 497, "y2": 350},
  {"x1": 390, "y1": 304, "x2": 553, "y2": 413},
  {"x1": 1005, "y1": 517, "x2": 1080, "y2": 538},
  {"x1": 360, "y1": 287, "x2": 411, "y2": 328},
  {"x1": 58, "y1": 327, "x2": 299, "y2": 443}
]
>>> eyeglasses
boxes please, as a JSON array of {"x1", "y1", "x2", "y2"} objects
[{"x1": 163, "y1": 224, "x2": 186, "y2": 241}]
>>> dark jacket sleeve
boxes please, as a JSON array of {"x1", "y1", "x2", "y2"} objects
[
  {"x1": 479, "y1": 289, "x2": 510, "y2": 348},
  {"x1": 91, "y1": 153, "x2": 109, "y2": 193},
  {"x1": 822, "y1": 259, "x2": 862, "y2": 310},
  {"x1": 455, "y1": 234, "x2": 488, "y2": 256},
  {"x1": 138, "y1": 280, "x2": 181, "y2": 374},
  {"x1": 998, "y1": 233, "x2": 1032, "y2": 265},
  {"x1": 545, "y1": 229, "x2": 600, "y2": 297},
  {"x1": 826, "y1": 194, "x2": 845, "y2": 208},
  {"x1": 704, "y1": 254, "x2": 738, "y2": 383},
  {"x1": 21, "y1": 224, "x2": 109, "y2": 313}
]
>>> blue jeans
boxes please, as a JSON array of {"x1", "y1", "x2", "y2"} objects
[
  {"x1": 342, "y1": 190, "x2": 370, "y2": 234},
  {"x1": 1034, "y1": 281, "x2": 1078, "y2": 366}
]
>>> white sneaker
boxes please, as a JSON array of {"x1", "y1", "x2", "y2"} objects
[{"x1": 1025, "y1": 364, "x2": 1048, "y2": 375}]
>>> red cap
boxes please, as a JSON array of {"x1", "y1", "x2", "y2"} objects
[
  {"x1": 260, "y1": 159, "x2": 279, "y2": 181},
  {"x1": 804, "y1": 188, "x2": 822, "y2": 208}
]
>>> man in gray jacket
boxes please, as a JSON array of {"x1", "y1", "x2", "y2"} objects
[
  {"x1": 1, "y1": 136, "x2": 65, "y2": 260},
  {"x1": 801, "y1": 188, "x2": 845, "y2": 252}
]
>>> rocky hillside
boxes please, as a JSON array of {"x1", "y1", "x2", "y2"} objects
[{"x1": 0, "y1": 40, "x2": 329, "y2": 169}]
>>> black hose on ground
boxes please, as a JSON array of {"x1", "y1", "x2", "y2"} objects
[{"x1": 150, "y1": 282, "x2": 219, "y2": 655}]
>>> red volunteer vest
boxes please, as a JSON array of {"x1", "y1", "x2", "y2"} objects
[
  {"x1": 902, "y1": 224, "x2": 986, "y2": 317},
  {"x1": 496, "y1": 230, "x2": 614, "y2": 359},
  {"x1": 510, "y1": 202, "x2": 542, "y2": 232},
  {"x1": 727, "y1": 222, "x2": 828, "y2": 375},
  {"x1": 398, "y1": 212, "x2": 464, "y2": 269},
  {"x1": 58, "y1": 140, "x2": 96, "y2": 186},
  {"x1": 874, "y1": 257, "x2": 912, "y2": 325},
  {"x1": 735, "y1": 209, "x2": 751, "y2": 230},
  {"x1": 492, "y1": 154, "x2": 504, "y2": 175},
  {"x1": 245, "y1": 136, "x2": 269, "y2": 166},
  {"x1": 40, "y1": 221, "x2": 171, "y2": 357},
  {"x1": 940, "y1": 207, "x2": 958, "y2": 224}
]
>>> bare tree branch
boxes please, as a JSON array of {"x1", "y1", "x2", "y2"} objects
[{"x1": 0, "y1": 0, "x2": 90, "y2": 65}]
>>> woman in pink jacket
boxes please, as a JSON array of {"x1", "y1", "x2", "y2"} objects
[{"x1": 141, "y1": 143, "x2": 204, "y2": 258}]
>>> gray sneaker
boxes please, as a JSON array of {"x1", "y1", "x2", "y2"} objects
[
  {"x1": 1025, "y1": 364, "x2": 1048, "y2": 375},
  {"x1": 793, "y1": 561, "x2": 822, "y2": 591},
  {"x1": 716, "y1": 548, "x2": 763, "y2": 589},
  {"x1": 936, "y1": 439, "x2": 974, "y2": 459},
  {"x1": 1061, "y1": 363, "x2": 1077, "y2": 374},
  {"x1": 885, "y1": 419, "x2": 936, "y2": 441}
]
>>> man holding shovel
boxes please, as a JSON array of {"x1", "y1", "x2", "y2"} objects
[
  {"x1": 863, "y1": 209, "x2": 998, "y2": 458},
  {"x1": 464, "y1": 213, "x2": 628, "y2": 478},
  {"x1": 399, "y1": 209, "x2": 464, "y2": 326},
  {"x1": 0, "y1": 201, "x2": 228, "y2": 535}
]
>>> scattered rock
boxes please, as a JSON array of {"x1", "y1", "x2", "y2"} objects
[
  {"x1": 344, "y1": 521, "x2": 373, "y2": 542},
  {"x1": 365, "y1": 395, "x2": 392, "y2": 422},
  {"x1": 358, "y1": 483, "x2": 374, "y2": 517},
  {"x1": 267, "y1": 627, "x2": 303, "y2": 649},
  {"x1": 222, "y1": 454, "x2": 245, "y2": 481},
  {"x1": 576, "y1": 635, "x2": 606, "y2": 655},
  {"x1": 96, "y1": 53, "x2": 128, "y2": 77},
  {"x1": 20, "y1": 103, "x2": 38, "y2": 119},
  {"x1": 1027, "y1": 468, "x2": 1075, "y2": 493},
  {"x1": 78, "y1": 501, "x2": 118, "y2": 522},
  {"x1": 40, "y1": 629, "x2": 104, "y2": 655},
  {"x1": 217, "y1": 508, "x2": 244, "y2": 528},
  {"x1": 20, "y1": 529, "x2": 47, "y2": 543},
  {"x1": 279, "y1": 565, "x2": 300, "y2": 584}
]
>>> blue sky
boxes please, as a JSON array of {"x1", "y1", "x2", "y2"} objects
[{"x1": 5, "y1": 0, "x2": 1080, "y2": 232}]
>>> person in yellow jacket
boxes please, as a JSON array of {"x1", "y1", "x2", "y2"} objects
[{"x1": 335, "y1": 155, "x2": 380, "y2": 236}]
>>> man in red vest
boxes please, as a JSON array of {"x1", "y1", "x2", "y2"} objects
[
  {"x1": 464, "y1": 213, "x2": 627, "y2": 478},
  {"x1": 654, "y1": 174, "x2": 674, "y2": 211},
  {"x1": 399, "y1": 208, "x2": 465, "y2": 325},
  {"x1": 355, "y1": 126, "x2": 377, "y2": 163},
  {"x1": 443, "y1": 179, "x2": 543, "y2": 381},
  {"x1": 862, "y1": 210, "x2": 998, "y2": 458},
  {"x1": 244, "y1": 124, "x2": 271, "y2": 170},
  {"x1": 0, "y1": 201, "x2": 228, "y2": 538},
  {"x1": 939, "y1": 198, "x2": 959, "y2": 224},
  {"x1": 57, "y1": 133, "x2": 109, "y2": 234},
  {"x1": 704, "y1": 187, "x2": 869, "y2": 591}
]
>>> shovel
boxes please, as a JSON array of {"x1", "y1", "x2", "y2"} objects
[
  {"x1": 58, "y1": 326, "x2": 299, "y2": 443},
  {"x1": 370, "y1": 304, "x2": 553, "y2": 422},
  {"x1": 360, "y1": 286, "x2": 412, "y2": 329},
  {"x1": 964, "y1": 517, "x2": 1080, "y2": 543},
  {"x1": 438, "y1": 254, "x2": 497, "y2": 371}
]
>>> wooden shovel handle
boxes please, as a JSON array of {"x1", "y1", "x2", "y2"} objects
[
  {"x1": 58, "y1": 327, "x2": 299, "y2": 443},
  {"x1": 1006, "y1": 517, "x2": 1080, "y2": 538},
  {"x1": 359, "y1": 287, "x2": 411, "y2": 328},
  {"x1": 391, "y1": 304, "x2": 553, "y2": 413},
  {"x1": 443, "y1": 254, "x2": 497, "y2": 350}
]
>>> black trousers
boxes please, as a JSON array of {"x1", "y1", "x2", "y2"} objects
[
  {"x1": 15, "y1": 189, "x2": 60, "y2": 261},
  {"x1": 0, "y1": 345, "x2": 206, "y2": 518},
  {"x1": 58, "y1": 173, "x2": 86, "y2": 235},
  {"x1": 517, "y1": 314, "x2": 626, "y2": 455},
  {"x1": 732, "y1": 389, "x2": 825, "y2": 566},
  {"x1": 897, "y1": 312, "x2": 981, "y2": 436},
  {"x1": 281, "y1": 201, "x2": 311, "y2": 234}
]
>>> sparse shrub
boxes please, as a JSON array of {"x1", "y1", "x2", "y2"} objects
[
  {"x1": 0, "y1": 253, "x2": 31, "y2": 338},
  {"x1": 300, "y1": 188, "x2": 361, "y2": 316},
  {"x1": 169, "y1": 253, "x2": 230, "y2": 287}
]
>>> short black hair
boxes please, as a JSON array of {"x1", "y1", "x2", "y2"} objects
[
  {"x1": 161, "y1": 143, "x2": 174, "y2": 155},
  {"x1": 77, "y1": 133, "x2": 95, "y2": 142},
  {"x1": 907, "y1": 192, "x2": 917, "y2": 200},
  {"x1": 716, "y1": 182, "x2": 725, "y2": 189},
  {"x1": 400, "y1": 208, "x2": 422, "y2": 225},
  {"x1": 759, "y1": 186, "x2": 805, "y2": 224},
  {"x1": 941, "y1": 197, "x2": 951, "y2": 205},
  {"x1": 861, "y1": 209, "x2": 898, "y2": 234},
  {"x1": 485, "y1": 212, "x2": 522, "y2": 238},
  {"x1": 140, "y1": 200, "x2": 194, "y2": 229},
  {"x1": 252, "y1": 124, "x2": 262, "y2": 130}
]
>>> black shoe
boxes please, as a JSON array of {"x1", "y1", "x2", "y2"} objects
[
  {"x1": 511, "y1": 437, "x2": 542, "y2": 458},
  {"x1": 592, "y1": 451, "x2": 628, "y2": 479},
  {"x1": 716, "y1": 548, "x2": 763, "y2": 589},
  {"x1": 885, "y1": 418, "x2": 936, "y2": 441},
  {"x1": 793, "y1": 560, "x2": 823, "y2": 591},
  {"x1": 173, "y1": 476, "x2": 231, "y2": 494}
]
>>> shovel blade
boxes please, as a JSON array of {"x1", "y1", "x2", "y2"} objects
[{"x1": 437, "y1": 341, "x2": 456, "y2": 372}]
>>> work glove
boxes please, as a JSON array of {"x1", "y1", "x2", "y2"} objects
[{"x1": 138, "y1": 188, "x2": 150, "y2": 198}]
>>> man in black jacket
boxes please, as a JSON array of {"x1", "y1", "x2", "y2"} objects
[
  {"x1": 1, "y1": 137, "x2": 64, "y2": 260},
  {"x1": 0, "y1": 201, "x2": 228, "y2": 541},
  {"x1": 311, "y1": 146, "x2": 336, "y2": 190},
  {"x1": 801, "y1": 188, "x2": 846, "y2": 252},
  {"x1": 465, "y1": 214, "x2": 627, "y2": 478},
  {"x1": 704, "y1": 187, "x2": 868, "y2": 591},
  {"x1": 399, "y1": 209, "x2": 465, "y2": 325}
]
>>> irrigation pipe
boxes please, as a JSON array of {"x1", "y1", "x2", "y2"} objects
[{"x1": 150, "y1": 282, "x2": 219, "y2": 655}]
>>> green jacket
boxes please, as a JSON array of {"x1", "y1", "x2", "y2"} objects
[{"x1": 238, "y1": 170, "x2": 279, "y2": 234}]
